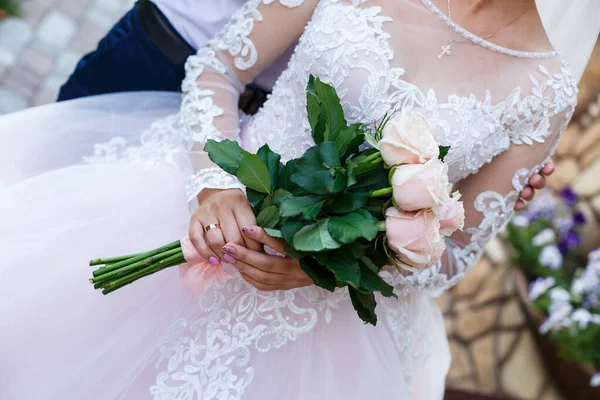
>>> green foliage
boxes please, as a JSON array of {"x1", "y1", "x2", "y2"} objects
[
  {"x1": 0, "y1": 0, "x2": 19, "y2": 15},
  {"x1": 204, "y1": 74, "x2": 398, "y2": 325}
]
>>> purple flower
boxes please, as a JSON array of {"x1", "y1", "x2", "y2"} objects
[
  {"x1": 558, "y1": 230, "x2": 581, "y2": 253},
  {"x1": 559, "y1": 187, "x2": 579, "y2": 208},
  {"x1": 573, "y1": 212, "x2": 587, "y2": 226}
]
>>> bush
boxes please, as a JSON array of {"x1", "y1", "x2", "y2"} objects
[
  {"x1": 0, "y1": 0, "x2": 19, "y2": 16},
  {"x1": 506, "y1": 188, "x2": 600, "y2": 388}
]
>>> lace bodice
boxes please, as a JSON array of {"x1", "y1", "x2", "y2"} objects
[
  {"x1": 84, "y1": 1, "x2": 577, "y2": 397},
  {"x1": 91, "y1": 0, "x2": 577, "y2": 294}
]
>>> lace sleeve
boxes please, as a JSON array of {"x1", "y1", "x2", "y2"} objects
[
  {"x1": 384, "y1": 105, "x2": 575, "y2": 296},
  {"x1": 180, "y1": 0, "x2": 319, "y2": 201}
]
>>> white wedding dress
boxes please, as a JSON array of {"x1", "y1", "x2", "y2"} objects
[{"x1": 0, "y1": 0, "x2": 578, "y2": 399}]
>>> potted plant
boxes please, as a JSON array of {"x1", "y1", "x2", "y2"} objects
[{"x1": 506, "y1": 188, "x2": 600, "y2": 399}]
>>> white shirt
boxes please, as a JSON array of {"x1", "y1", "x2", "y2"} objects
[{"x1": 152, "y1": 0, "x2": 290, "y2": 90}]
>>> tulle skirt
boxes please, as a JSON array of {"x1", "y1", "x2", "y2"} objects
[{"x1": 0, "y1": 92, "x2": 450, "y2": 399}]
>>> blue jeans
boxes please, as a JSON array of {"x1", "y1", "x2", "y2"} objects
[{"x1": 58, "y1": 4, "x2": 187, "y2": 101}]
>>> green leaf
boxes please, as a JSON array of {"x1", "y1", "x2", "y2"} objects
[
  {"x1": 284, "y1": 243, "x2": 306, "y2": 261},
  {"x1": 264, "y1": 228, "x2": 283, "y2": 238},
  {"x1": 337, "y1": 124, "x2": 365, "y2": 159},
  {"x1": 204, "y1": 139, "x2": 244, "y2": 175},
  {"x1": 349, "y1": 287, "x2": 377, "y2": 325},
  {"x1": 359, "y1": 264, "x2": 395, "y2": 298},
  {"x1": 281, "y1": 220, "x2": 308, "y2": 246},
  {"x1": 300, "y1": 257, "x2": 337, "y2": 292},
  {"x1": 350, "y1": 168, "x2": 389, "y2": 192},
  {"x1": 257, "y1": 144, "x2": 282, "y2": 192},
  {"x1": 306, "y1": 75, "x2": 347, "y2": 144},
  {"x1": 438, "y1": 145, "x2": 451, "y2": 162},
  {"x1": 364, "y1": 133, "x2": 380, "y2": 151},
  {"x1": 247, "y1": 189, "x2": 267, "y2": 208},
  {"x1": 312, "y1": 77, "x2": 347, "y2": 143},
  {"x1": 237, "y1": 153, "x2": 272, "y2": 194},
  {"x1": 279, "y1": 196, "x2": 325, "y2": 219},
  {"x1": 256, "y1": 205, "x2": 280, "y2": 229},
  {"x1": 293, "y1": 219, "x2": 343, "y2": 252},
  {"x1": 277, "y1": 160, "x2": 302, "y2": 194},
  {"x1": 328, "y1": 210, "x2": 379, "y2": 244},
  {"x1": 272, "y1": 189, "x2": 292, "y2": 205},
  {"x1": 329, "y1": 191, "x2": 371, "y2": 214},
  {"x1": 292, "y1": 142, "x2": 347, "y2": 195},
  {"x1": 314, "y1": 248, "x2": 361, "y2": 287},
  {"x1": 306, "y1": 75, "x2": 322, "y2": 133}
]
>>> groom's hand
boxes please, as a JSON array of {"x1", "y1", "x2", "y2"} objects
[
  {"x1": 189, "y1": 189, "x2": 261, "y2": 265},
  {"x1": 221, "y1": 226, "x2": 313, "y2": 291},
  {"x1": 514, "y1": 159, "x2": 554, "y2": 211}
]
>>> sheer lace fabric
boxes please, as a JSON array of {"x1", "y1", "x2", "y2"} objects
[
  {"x1": 6, "y1": 0, "x2": 578, "y2": 398},
  {"x1": 94, "y1": 0, "x2": 577, "y2": 291}
]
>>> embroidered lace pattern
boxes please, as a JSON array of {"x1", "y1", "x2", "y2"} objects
[{"x1": 82, "y1": 1, "x2": 578, "y2": 397}]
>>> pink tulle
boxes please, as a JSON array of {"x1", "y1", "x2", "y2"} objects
[{"x1": 178, "y1": 235, "x2": 235, "y2": 299}]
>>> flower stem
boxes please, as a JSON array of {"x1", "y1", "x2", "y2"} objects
[
  {"x1": 370, "y1": 187, "x2": 393, "y2": 198},
  {"x1": 92, "y1": 240, "x2": 181, "y2": 277},
  {"x1": 376, "y1": 221, "x2": 386, "y2": 232},
  {"x1": 89, "y1": 254, "x2": 144, "y2": 267},
  {"x1": 102, "y1": 251, "x2": 184, "y2": 294},
  {"x1": 359, "y1": 151, "x2": 382, "y2": 165},
  {"x1": 91, "y1": 247, "x2": 182, "y2": 283}
]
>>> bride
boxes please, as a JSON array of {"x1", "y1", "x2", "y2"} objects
[{"x1": 1, "y1": 0, "x2": 598, "y2": 399}]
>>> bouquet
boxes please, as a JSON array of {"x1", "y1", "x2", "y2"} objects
[
  {"x1": 89, "y1": 76, "x2": 464, "y2": 325},
  {"x1": 507, "y1": 188, "x2": 600, "y2": 387}
]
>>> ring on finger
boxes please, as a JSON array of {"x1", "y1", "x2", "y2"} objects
[{"x1": 205, "y1": 223, "x2": 221, "y2": 232}]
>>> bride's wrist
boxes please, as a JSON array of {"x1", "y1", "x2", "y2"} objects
[{"x1": 196, "y1": 188, "x2": 243, "y2": 205}]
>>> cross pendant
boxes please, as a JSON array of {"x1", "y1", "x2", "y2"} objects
[{"x1": 437, "y1": 41, "x2": 454, "y2": 60}]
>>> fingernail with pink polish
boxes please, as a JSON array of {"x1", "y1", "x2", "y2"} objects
[
  {"x1": 241, "y1": 226, "x2": 255, "y2": 234},
  {"x1": 223, "y1": 254, "x2": 237, "y2": 264},
  {"x1": 222, "y1": 245, "x2": 235, "y2": 254},
  {"x1": 209, "y1": 256, "x2": 219, "y2": 265}
]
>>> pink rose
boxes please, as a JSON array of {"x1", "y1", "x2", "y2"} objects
[
  {"x1": 391, "y1": 158, "x2": 450, "y2": 211},
  {"x1": 379, "y1": 109, "x2": 439, "y2": 166},
  {"x1": 435, "y1": 191, "x2": 465, "y2": 236},
  {"x1": 385, "y1": 207, "x2": 446, "y2": 270}
]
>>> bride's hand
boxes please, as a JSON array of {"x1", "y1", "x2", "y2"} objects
[
  {"x1": 189, "y1": 188, "x2": 261, "y2": 265},
  {"x1": 221, "y1": 226, "x2": 314, "y2": 291},
  {"x1": 514, "y1": 158, "x2": 554, "y2": 211}
]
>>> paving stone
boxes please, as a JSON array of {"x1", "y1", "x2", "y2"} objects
[
  {"x1": 41, "y1": 72, "x2": 68, "y2": 95},
  {"x1": 33, "y1": 39, "x2": 62, "y2": 57},
  {"x1": 20, "y1": 1, "x2": 48, "y2": 25},
  {"x1": 2, "y1": 66, "x2": 39, "y2": 98},
  {"x1": 84, "y1": 4, "x2": 117, "y2": 30},
  {"x1": 21, "y1": 47, "x2": 54, "y2": 76},
  {"x1": 0, "y1": 46, "x2": 17, "y2": 67},
  {"x1": 69, "y1": 20, "x2": 105, "y2": 54},
  {"x1": 55, "y1": 50, "x2": 80, "y2": 76},
  {"x1": 58, "y1": 0, "x2": 89, "y2": 19},
  {"x1": 37, "y1": 10, "x2": 77, "y2": 48},
  {"x1": 0, "y1": 17, "x2": 34, "y2": 52},
  {"x1": 0, "y1": 87, "x2": 29, "y2": 114},
  {"x1": 32, "y1": 89, "x2": 57, "y2": 106},
  {"x1": 93, "y1": 0, "x2": 127, "y2": 14}
]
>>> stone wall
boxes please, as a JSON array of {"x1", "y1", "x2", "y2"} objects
[
  {"x1": 444, "y1": 40, "x2": 600, "y2": 400},
  {"x1": 548, "y1": 42, "x2": 600, "y2": 253}
]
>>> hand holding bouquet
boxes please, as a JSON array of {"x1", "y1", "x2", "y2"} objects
[{"x1": 89, "y1": 76, "x2": 464, "y2": 325}]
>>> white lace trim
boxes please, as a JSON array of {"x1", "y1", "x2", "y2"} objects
[
  {"x1": 420, "y1": 0, "x2": 558, "y2": 59},
  {"x1": 185, "y1": 168, "x2": 245, "y2": 202}
]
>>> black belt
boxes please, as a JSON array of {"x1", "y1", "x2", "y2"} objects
[
  {"x1": 137, "y1": 0, "x2": 195, "y2": 65},
  {"x1": 137, "y1": 0, "x2": 270, "y2": 113}
]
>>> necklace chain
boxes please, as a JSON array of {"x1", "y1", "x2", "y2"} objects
[{"x1": 438, "y1": 0, "x2": 535, "y2": 60}]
